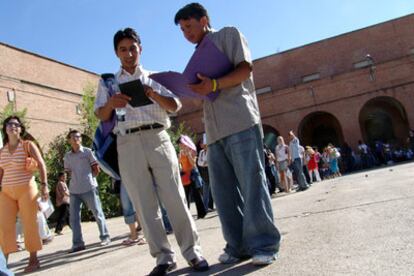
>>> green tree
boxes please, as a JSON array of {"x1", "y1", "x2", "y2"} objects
[
  {"x1": 44, "y1": 83, "x2": 121, "y2": 221},
  {"x1": 78, "y1": 82, "x2": 121, "y2": 219},
  {"x1": 80, "y1": 83, "x2": 100, "y2": 138},
  {"x1": 168, "y1": 120, "x2": 198, "y2": 153},
  {"x1": 0, "y1": 102, "x2": 28, "y2": 126}
]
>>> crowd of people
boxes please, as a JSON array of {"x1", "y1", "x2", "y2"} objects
[
  {"x1": 0, "y1": 2, "x2": 413, "y2": 276},
  {"x1": 260, "y1": 131, "x2": 414, "y2": 196}
]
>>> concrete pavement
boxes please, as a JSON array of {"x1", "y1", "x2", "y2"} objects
[{"x1": 7, "y1": 162, "x2": 414, "y2": 275}]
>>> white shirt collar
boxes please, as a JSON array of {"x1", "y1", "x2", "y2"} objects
[{"x1": 115, "y1": 65, "x2": 145, "y2": 79}]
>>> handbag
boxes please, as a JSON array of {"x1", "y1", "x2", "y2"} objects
[
  {"x1": 23, "y1": 141, "x2": 38, "y2": 173},
  {"x1": 190, "y1": 168, "x2": 204, "y2": 189}
]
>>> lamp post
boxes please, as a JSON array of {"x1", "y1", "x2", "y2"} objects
[{"x1": 366, "y1": 54, "x2": 376, "y2": 81}]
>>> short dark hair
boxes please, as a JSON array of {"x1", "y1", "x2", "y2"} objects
[
  {"x1": 113, "y1": 28, "x2": 141, "y2": 52},
  {"x1": 67, "y1": 129, "x2": 80, "y2": 139},
  {"x1": 174, "y1": 2, "x2": 210, "y2": 27},
  {"x1": 58, "y1": 172, "x2": 65, "y2": 178},
  {"x1": 2, "y1": 116, "x2": 26, "y2": 145}
]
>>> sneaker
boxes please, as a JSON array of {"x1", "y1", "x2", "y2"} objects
[
  {"x1": 42, "y1": 236, "x2": 54, "y2": 245},
  {"x1": 100, "y1": 238, "x2": 111, "y2": 246},
  {"x1": 218, "y1": 252, "x2": 240, "y2": 264},
  {"x1": 68, "y1": 245, "x2": 86, "y2": 253},
  {"x1": 148, "y1": 262, "x2": 177, "y2": 276},
  {"x1": 188, "y1": 256, "x2": 209, "y2": 272},
  {"x1": 251, "y1": 254, "x2": 277, "y2": 266}
]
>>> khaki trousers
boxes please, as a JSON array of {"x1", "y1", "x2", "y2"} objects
[
  {"x1": 0, "y1": 182, "x2": 42, "y2": 254},
  {"x1": 117, "y1": 129, "x2": 202, "y2": 265}
]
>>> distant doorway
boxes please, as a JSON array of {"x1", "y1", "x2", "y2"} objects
[
  {"x1": 263, "y1": 124, "x2": 280, "y2": 151},
  {"x1": 298, "y1": 112, "x2": 344, "y2": 150},
  {"x1": 359, "y1": 96, "x2": 409, "y2": 146}
]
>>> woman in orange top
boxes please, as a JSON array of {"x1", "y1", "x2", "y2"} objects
[
  {"x1": 178, "y1": 136, "x2": 206, "y2": 219},
  {"x1": 0, "y1": 116, "x2": 49, "y2": 273}
]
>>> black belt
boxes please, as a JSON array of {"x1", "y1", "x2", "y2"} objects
[{"x1": 125, "y1": 123, "x2": 164, "y2": 134}]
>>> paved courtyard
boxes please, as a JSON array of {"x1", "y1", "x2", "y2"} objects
[{"x1": 7, "y1": 162, "x2": 414, "y2": 275}]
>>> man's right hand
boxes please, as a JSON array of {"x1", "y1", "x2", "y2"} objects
[
  {"x1": 96, "y1": 93, "x2": 131, "y2": 121},
  {"x1": 109, "y1": 93, "x2": 131, "y2": 109}
]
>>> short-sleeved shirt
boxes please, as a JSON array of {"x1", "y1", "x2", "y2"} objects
[
  {"x1": 275, "y1": 144, "x2": 289, "y2": 162},
  {"x1": 55, "y1": 181, "x2": 70, "y2": 206},
  {"x1": 289, "y1": 137, "x2": 302, "y2": 160},
  {"x1": 358, "y1": 144, "x2": 368, "y2": 154},
  {"x1": 197, "y1": 149, "x2": 208, "y2": 167},
  {"x1": 94, "y1": 65, "x2": 181, "y2": 133},
  {"x1": 204, "y1": 27, "x2": 262, "y2": 145},
  {"x1": 64, "y1": 146, "x2": 98, "y2": 194}
]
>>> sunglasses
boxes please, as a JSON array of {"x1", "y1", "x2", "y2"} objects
[
  {"x1": 6, "y1": 122, "x2": 21, "y2": 128},
  {"x1": 71, "y1": 134, "x2": 82, "y2": 139}
]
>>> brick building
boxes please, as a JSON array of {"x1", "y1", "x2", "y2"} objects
[
  {"x1": 1, "y1": 14, "x2": 413, "y2": 153},
  {"x1": 0, "y1": 42, "x2": 99, "y2": 148},
  {"x1": 177, "y1": 14, "x2": 414, "y2": 151}
]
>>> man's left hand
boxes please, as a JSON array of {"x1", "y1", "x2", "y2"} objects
[{"x1": 188, "y1": 73, "x2": 213, "y2": 96}]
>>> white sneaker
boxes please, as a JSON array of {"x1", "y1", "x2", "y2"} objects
[
  {"x1": 251, "y1": 254, "x2": 277, "y2": 266},
  {"x1": 100, "y1": 238, "x2": 111, "y2": 246},
  {"x1": 218, "y1": 252, "x2": 240, "y2": 264}
]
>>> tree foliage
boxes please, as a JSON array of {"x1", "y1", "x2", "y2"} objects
[
  {"x1": 0, "y1": 103, "x2": 29, "y2": 128},
  {"x1": 44, "y1": 83, "x2": 121, "y2": 221}
]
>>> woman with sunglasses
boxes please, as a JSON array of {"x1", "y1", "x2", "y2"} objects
[{"x1": 0, "y1": 116, "x2": 49, "y2": 273}]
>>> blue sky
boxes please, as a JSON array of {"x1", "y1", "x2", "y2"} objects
[{"x1": 1, "y1": 1, "x2": 413, "y2": 74}]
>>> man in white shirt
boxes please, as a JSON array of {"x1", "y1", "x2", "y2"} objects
[
  {"x1": 358, "y1": 140, "x2": 370, "y2": 169},
  {"x1": 94, "y1": 28, "x2": 209, "y2": 276},
  {"x1": 288, "y1": 131, "x2": 309, "y2": 191}
]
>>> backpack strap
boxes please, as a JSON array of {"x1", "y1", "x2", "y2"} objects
[
  {"x1": 98, "y1": 73, "x2": 117, "y2": 138},
  {"x1": 101, "y1": 73, "x2": 116, "y2": 97}
]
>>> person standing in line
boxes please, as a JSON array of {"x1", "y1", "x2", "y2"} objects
[
  {"x1": 299, "y1": 145, "x2": 312, "y2": 186},
  {"x1": 94, "y1": 28, "x2": 209, "y2": 276},
  {"x1": 0, "y1": 116, "x2": 49, "y2": 272},
  {"x1": 275, "y1": 136, "x2": 291, "y2": 193},
  {"x1": 264, "y1": 145, "x2": 278, "y2": 195},
  {"x1": 117, "y1": 180, "x2": 146, "y2": 246},
  {"x1": 54, "y1": 172, "x2": 70, "y2": 235},
  {"x1": 178, "y1": 137, "x2": 206, "y2": 219},
  {"x1": 64, "y1": 130, "x2": 111, "y2": 253},
  {"x1": 174, "y1": 3, "x2": 280, "y2": 266},
  {"x1": 306, "y1": 147, "x2": 321, "y2": 182},
  {"x1": 288, "y1": 131, "x2": 309, "y2": 191},
  {"x1": 197, "y1": 139, "x2": 214, "y2": 211}
]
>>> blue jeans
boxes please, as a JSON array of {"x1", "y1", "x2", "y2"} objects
[
  {"x1": 292, "y1": 158, "x2": 308, "y2": 189},
  {"x1": 208, "y1": 125, "x2": 281, "y2": 257},
  {"x1": 161, "y1": 205, "x2": 173, "y2": 233},
  {"x1": 120, "y1": 183, "x2": 136, "y2": 225},
  {"x1": 0, "y1": 249, "x2": 13, "y2": 276},
  {"x1": 70, "y1": 188, "x2": 110, "y2": 248}
]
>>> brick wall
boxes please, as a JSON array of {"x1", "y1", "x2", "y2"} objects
[
  {"x1": 0, "y1": 43, "x2": 100, "y2": 148},
  {"x1": 176, "y1": 14, "x2": 414, "y2": 151}
]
